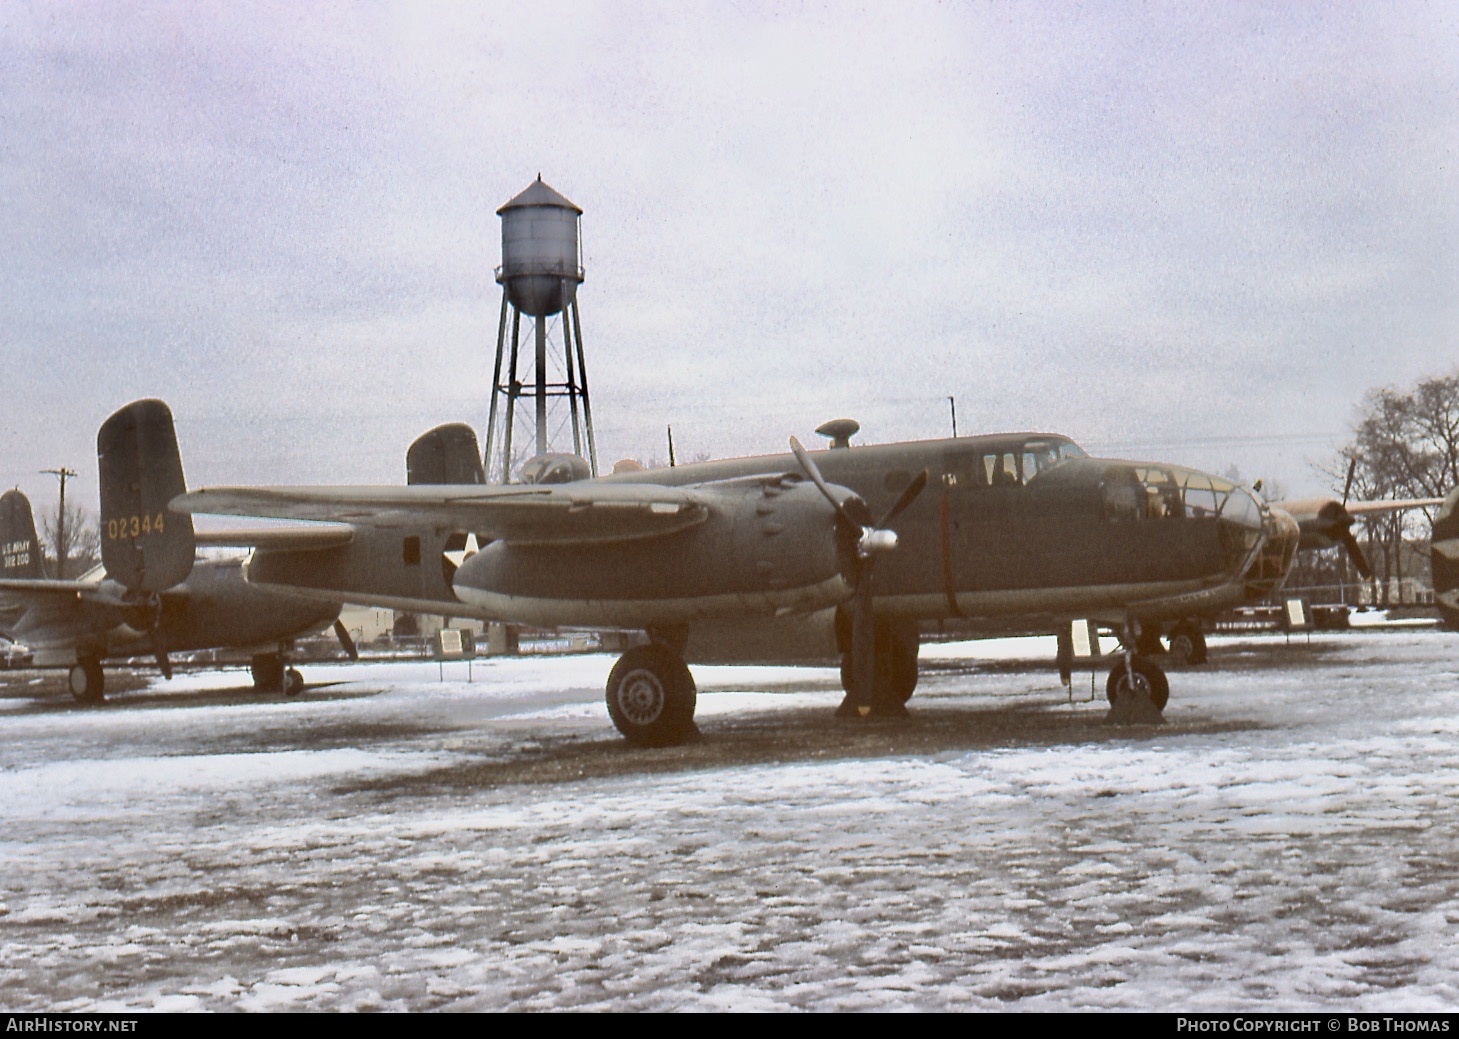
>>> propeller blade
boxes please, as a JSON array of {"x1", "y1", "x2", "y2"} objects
[
  {"x1": 333, "y1": 619, "x2": 360, "y2": 661},
  {"x1": 789, "y1": 436, "x2": 852, "y2": 523},
  {"x1": 1340, "y1": 529, "x2": 1373, "y2": 579},
  {"x1": 849, "y1": 570, "x2": 875, "y2": 715},
  {"x1": 1343, "y1": 456, "x2": 1357, "y2": 506},
  {"x1": 876, "y1": 469, "x2": 929, "y2": 529}
]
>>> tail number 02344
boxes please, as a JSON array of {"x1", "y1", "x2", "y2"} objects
[{"x1": 106, "y1": 513, "x2": 165, "y2": 541}]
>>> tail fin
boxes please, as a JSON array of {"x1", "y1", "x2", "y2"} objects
[
  {"x1": 407, "y1": 423, "x2": 486, "y2": 485},
  {"x1": 97, "y1": 399, "x2": 194, "y2": 593},
  {"x1": 1432, "y1": 485, "x2": 1459, "y2": 629},
  {"x1": 0, "y1": 489, "x2": 45, "y2": 579}
]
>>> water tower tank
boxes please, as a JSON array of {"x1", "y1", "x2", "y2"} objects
[{"x1": 495, "y1": 176, "x2": 583, "y2": 318}]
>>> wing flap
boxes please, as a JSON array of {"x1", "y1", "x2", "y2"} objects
[
  {"x1": 194, "y1": 526, "x2": 356, "y2": 551},
  {"x1": 0, "y1": 578, "x2": 98, "y2": 595}
]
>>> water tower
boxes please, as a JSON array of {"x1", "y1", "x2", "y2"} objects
[{"x1": 483, "y1": 176, "x2": 598, "y2": 483}]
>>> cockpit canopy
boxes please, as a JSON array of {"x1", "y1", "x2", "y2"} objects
[
  {"x1": 1102, "y1": 464, "x2": 1263, "y2": 529},
  {"x1": 940, "y1": 436, "x2": 1088, "y2": 490}
]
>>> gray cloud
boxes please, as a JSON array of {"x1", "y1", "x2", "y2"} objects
[{"x1": 1, "y1": 1, "x2": 1456, "y2": 512}]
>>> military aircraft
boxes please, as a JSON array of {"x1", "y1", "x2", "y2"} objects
[
  {"x1": 0, "y1": 400, "x2": 349, "y2": 702},
  {"x1": 163, "y1": 403, "x2": 1302, "y2": 746}
]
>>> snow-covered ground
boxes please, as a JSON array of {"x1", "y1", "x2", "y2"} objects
[{"x1": 3, "y1": 627, "x2": 1459, "y2": 1012}]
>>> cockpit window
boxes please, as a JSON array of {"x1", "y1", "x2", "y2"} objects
[
  {"x1": 941, "y1": 437, "x2": 1086, "y2": 490},
  {"x1": 1021, "y1": 438, "x2": 1086, "y2": 482}
]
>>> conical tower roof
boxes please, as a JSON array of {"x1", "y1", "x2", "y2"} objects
[{"x1": 497, "y1": 175, "x2": 582, "y2": 215}]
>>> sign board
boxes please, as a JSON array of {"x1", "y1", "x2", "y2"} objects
[
  {"x1": 436, "y1": 628, "x2": 476, "y2": 660},
  {"x1": 1283, "y1": 598, "x2": 1312, "y2": 632},
  {"x1": 1070, "y1": 619, "x2": 1100, "y2": 659}
]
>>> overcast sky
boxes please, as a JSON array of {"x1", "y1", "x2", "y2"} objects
[{"x1": 3, "y1": 1, "x2": 1456, "y2": 516}]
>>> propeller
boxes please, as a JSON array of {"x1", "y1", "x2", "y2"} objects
[
  {"x1": 789, "y1": 436, "x2": 927, "y2": 714},
  {"x1": 1336, "y1": 456, "x2": 1373, "y2": 579},
  {"x1": 334, "y1": 619, "x2": 360, "y2": 661}
]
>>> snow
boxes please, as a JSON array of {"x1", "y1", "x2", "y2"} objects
[{"x1": 3, "y1": 628, "x2": 1459, "y2": 1011}]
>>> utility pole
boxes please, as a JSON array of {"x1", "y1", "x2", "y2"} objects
[{"x1": 40, "y1": 467, "x2": 77, "y2": 579}]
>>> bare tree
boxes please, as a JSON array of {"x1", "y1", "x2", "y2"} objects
[{"x1": 42, "y1": 501, "x2": 100, "y2": 579}]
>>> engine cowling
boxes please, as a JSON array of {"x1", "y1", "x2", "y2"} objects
[{"x1": 451, "y1": 476, "x2": 856, "y2": 628}]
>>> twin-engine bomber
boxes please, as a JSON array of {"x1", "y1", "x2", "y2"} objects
[
  {"x1": 0, "y1": 401, "x2": 350, "y2": 702},
  {"x1": 131, "y1": 399, "x2": 1306, "y2": 745}
]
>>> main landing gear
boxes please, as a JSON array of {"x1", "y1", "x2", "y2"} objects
[
  {"x1": 836, "y1": 618, "x2": 919, "y2": 718},
  {"x1": 604, "y1": 643, "x2": 698, "y2": 747},
  {"x1": 1136, "y1": 620, "x2": 1208, "y2": 666},
  {"x1": 251, "y1": 653, "x2": 305, "y2": 696},
  {"x1": 1164, "y1": 620, "x2": 1208, "y2": 666},
  {"x1": 602, "y1": 621, "x2": 926, "y2": 747},
  {"x1": 68, "y1": 657, "x2": 105, "y2": 705}
]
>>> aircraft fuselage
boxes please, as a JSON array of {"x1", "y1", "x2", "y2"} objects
[
  {"x1": 2, "y1": 557, "x2": 341, "y2": 668},
  {"x1": 243, "y1": 431, "x2": 1292, "y2": 644}
]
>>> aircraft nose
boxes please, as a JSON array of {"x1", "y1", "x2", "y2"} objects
[{"x1": 1240, "y1": 505, "x2": 1301, "y2": 599}]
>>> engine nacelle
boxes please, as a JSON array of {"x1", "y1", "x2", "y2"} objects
[{"x1": 451, "y1": 477, "x2": 855, "y2": 628}]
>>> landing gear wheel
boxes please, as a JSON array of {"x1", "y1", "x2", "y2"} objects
[
  {"x1": 68, "y1": 659, "x2": 105, "y2": 705},
  {"x1": 1166, "y1": 622, "x2": 1207, "y2": 666},
  {"x1": 1135, "y1": 626, "x2": 1166, "y2": 656},
  {"x1": 251, "y1": 654, "x2": 285, "y2": 693},
  {"x1": 606, "y1": 645, "x2": 697, "y2": 747},
  {"x1": 1105, "y1": 657, "x2": 1169, "y2": 723},
  {"x1": 840, "y1": 620, "x2": 921, "y2": 716},
  {"x1": 283, "y1": 668, "x2": 304, "y2": 696}
]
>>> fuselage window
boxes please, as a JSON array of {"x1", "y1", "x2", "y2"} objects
[{"x1": 403, "y1": 536, "x2": 421, "y2": 566}]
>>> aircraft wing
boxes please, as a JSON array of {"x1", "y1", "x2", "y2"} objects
[
  {"x1": 1333, "y1": 497, "x2": 1445, "y2": 516},
  {"x1": 1271, "y1": 494, "x2": 1445, "y2": 575},
  {"x1": 175, "y1": 483, "x2": 711, "y2": 545},
  {"x1": 1275, "y1": 496, "x2": 1444, "y2": 523}
]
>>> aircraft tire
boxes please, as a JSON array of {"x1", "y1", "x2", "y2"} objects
[
  {"x1": 283, "y1": 668, "x2": 304, "y2": 696},
  {"x1": 68, "y1": 659, "x2": 105, "y2": 705},
  {"x1": 840, "y1": 621, "x2": 920, "y2": 713},
  {"x1": 605, "y1": 645, "x2": 697, "y2": 747},
  {"x1": 1166, "y1": 622, "x2": 1207, "y2": 666},
  {"x1": 1105, "y1": 658, "x2": 1169, "y2": 713},
  {"x1": 251, "y1": 654, "x2": 285, "y2": 693},
  {"x1": 1135, "y1": 626, "x2": 1165, "y2": 656}
]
